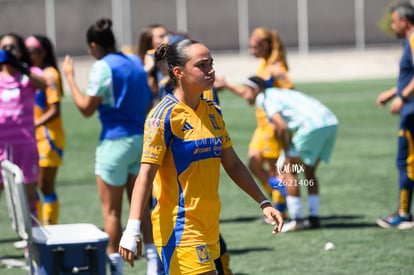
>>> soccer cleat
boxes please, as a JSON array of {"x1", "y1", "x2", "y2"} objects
[
  {"x1": 281, "y1": 219, "x2": 305, "y2": 233},
  {"x1": 304, "y1": 216, "x2": 321, "y2": 229},
  {"x1": 13, "y1": 240, "x2": 27, "y2": 249},
  {"x1": 376, "y1": 213, "x2": 413, "y2": 229}
]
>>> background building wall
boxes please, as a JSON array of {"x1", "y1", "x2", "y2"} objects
[{"x1": 0, "y1": 0, "x2": 400, "y2": 56}]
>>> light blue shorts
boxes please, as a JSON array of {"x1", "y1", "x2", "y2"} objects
[
  {"x1": 95, "y1": 135, "x2": 143, "y2": 186},
  {"x1": 291, "y1": 125, "x2": 338, "y2": 166}
]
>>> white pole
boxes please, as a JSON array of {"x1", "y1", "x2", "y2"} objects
[
  {"x1": 111, "y1": 0, "x2": 123, "y2": 45},
  {"x1": 238, "y1": 0, "x2": 249, "y2": 54},
  {"x1": 44, "y1": 0, "x2": 56, "y2": 47},
  {"x1": 355, "y1": 0, "x2": 365, "y2": 50},
  {"x1": 111, "y1": 0, "x2": 132, "y2": 49},
  {"x1": 297, "y1": 0, "x2": 309, "y2": 54},
  {"x1": 176, "y1": 0, "x2": 188, "y2": 33},
  {"x1": 123, "y1": 0, "x2": 132, "y2": 47}
]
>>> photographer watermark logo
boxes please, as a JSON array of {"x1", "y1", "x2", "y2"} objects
[
  {"x1": 276, "y1": 163, "x2": 315, "y2": 187},
  {"x1": 277, "y1": 163, "x2": 305, "y2": 175}
]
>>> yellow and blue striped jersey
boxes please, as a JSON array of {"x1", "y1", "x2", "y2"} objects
[
  {"x1": 256, "y1": 60, "x2": 294, "y2": 128},
  {"x1": 142, "y1": 94, "x2": 232, "y2": 247},
  {"x1": 34, "y1": 66, "x2": 65, "y2": 152},
  {"x1": 201, "y1": 88, "x2": 220, "y2": 106},
  {"x1": 256, "y1": 60, "x2": 293, "y2": 89}
]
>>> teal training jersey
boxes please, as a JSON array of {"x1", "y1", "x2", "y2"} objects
[
  {"x1": 257, "y1": 88, "x2": 338, "y2": 133},
  {"x1": 86, "y1": 53, "x2": 152, "y2": 140}
]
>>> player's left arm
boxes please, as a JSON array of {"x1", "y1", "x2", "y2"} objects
[
  {"x1": 390, "y1": 76, "x2": 414, "y2": 114},
  {"x1": 391, "y1": 38, "x2": 414, "y2": 113},
  {"x1": 35, "y1": 68, "x2": 61, "y2": 127},
  {"x1": 221, "y1": 146, "x2": 284, "y2": 234},
  {"x1": 35, "y1": 102, "x2": 60, "y2": 127},
  {"x1": 401, "y1": 36, "x2": 414, "y2": 102},
  {"x1": 29, "y1": 69, "x2": 47, "y2": 90},
  {"x1": 400, "y1": 76, "x2": 414, "y2": 102}
]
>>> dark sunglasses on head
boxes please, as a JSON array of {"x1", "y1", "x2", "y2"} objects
[
  {"x1": 1, "y1": 45, "x2": 19, "y2": 58},
  {"x1": 1, "y1": 44, "x2": 17, "y2": 52}
]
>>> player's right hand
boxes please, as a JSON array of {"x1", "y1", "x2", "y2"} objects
[
  {"x1": 118, "y1": 219, "x2": 142, "y2": 267},
  {"x1": 144, "y1": 53, "x2": 155, "y2": 73},
  {"x1": 262, "y1": 206, "x2": 284, "y2": 234},
  {"x1": 376, "y1": 93, "x2": 388, "y2": 107},
  {"x1": 119, "y1": 233, "x2": 142, "y2": 267},
  {"x1": 62, "y1": 55, "x2": 75, "y2": 78},
  {"x1": 376, "y1": 88, "x2": 396, "y2": 108}
]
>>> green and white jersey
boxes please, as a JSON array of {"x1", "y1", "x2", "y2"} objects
[
  {"x1": 256, "y1": 88, "x2": 338, "y2": 133},
  {"x1": 86, "y1": 59, "x2": 113, "y2": 106}
]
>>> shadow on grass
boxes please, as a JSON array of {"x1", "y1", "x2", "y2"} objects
[
  {"x1": 220, "y1": 214, "x2": 378, "y2": 229},
  {"x1": 220, "y1": 216, "x2": 261, "y2": 223},
  {"x1": 0, "y1": 237, "x2": 20, "y2": 244},
  {"x1": 319, "y1": 214, "x2": 377, "y2": 229},
  {"x1": 0, "y1": 255, "x2": 25, "y2": 260},
  {"x1": 228, "y1": 247, "x2": 273, "y2": 255}
]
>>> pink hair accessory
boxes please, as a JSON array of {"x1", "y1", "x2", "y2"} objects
[{"x1": 25, "y1": 36, "x2": 43, "y2": 50}]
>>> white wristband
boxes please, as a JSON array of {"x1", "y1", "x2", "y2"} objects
[
  {"x1": 126, "y1": 219, "x2": 141, "y2": 234},
  {"x1": 119, "y1": 219, "x2": 141, "y2": 252}
]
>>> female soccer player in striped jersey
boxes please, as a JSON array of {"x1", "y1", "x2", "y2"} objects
[{"x1": 119, "y1": 39, "x2": 284, "y2": 275}]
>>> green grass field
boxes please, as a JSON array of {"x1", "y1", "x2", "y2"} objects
[{"x1": 1, "y1": 78, "x2": 414, "y2": 274}]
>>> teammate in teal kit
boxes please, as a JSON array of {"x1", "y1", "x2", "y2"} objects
[
  {"x1": 62, "y1": 18, "x2": 159, "y2": 274},
  {"x1": 243, "y1": 76, "x2": 338, "y2": 232}
]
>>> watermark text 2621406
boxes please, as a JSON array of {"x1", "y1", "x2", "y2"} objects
[{"x1": 277, "y1": 178, "x2": 315, "y2": 187}]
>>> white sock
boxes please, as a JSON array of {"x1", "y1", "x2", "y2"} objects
[
  {"x1": 286, "y1": 196, "x2": 303, "y2": 220},
  {"x1": 145, "y1": 243, "x2": 160, "y2": 275},
  {"x1": 108, "y1": 252, "x2": 123, "y2": 275},
  {"x1": 308, "y1": 194, "x2": 320, "y2": 217}
]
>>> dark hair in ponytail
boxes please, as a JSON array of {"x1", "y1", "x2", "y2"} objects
[
  {"x1": 154, "y1": 39, "x2": 200, "y2": 86},
  {"x1": 247, "y1": 76, "x2": 267, "y2": 91},
  {"x1": 31, "y1": 35, "x2": 58, "y2": 70},
  {"x1": 32, "y1": 34, "x2": 63, "y2": 96},
  {"x1": 86, "y1": 18, "x2": 116, "y2": 50}
]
